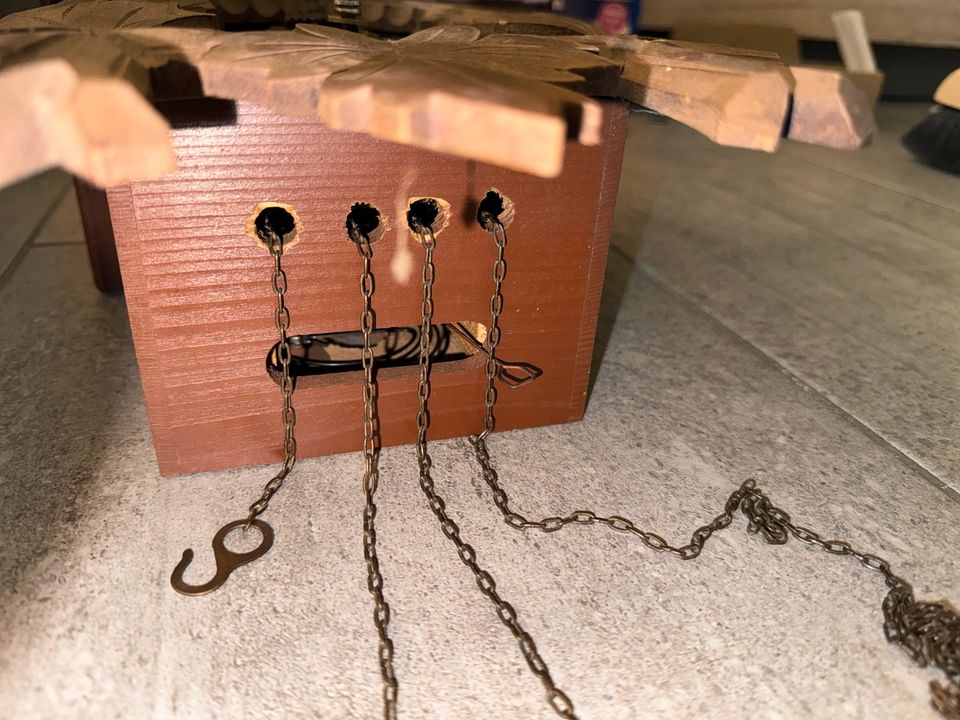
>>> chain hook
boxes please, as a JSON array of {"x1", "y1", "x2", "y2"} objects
[{"x1": 171, "y1": 519, "x2": 274, "y2": 596}]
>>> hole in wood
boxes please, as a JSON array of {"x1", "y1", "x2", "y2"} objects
[
  {"x1": 406, "y1": 197, "x2": 450, "y2": 239},
  {"x1": 246, "y1": 202, "x2": 301, "y2": 251},
  {"x1": 346, "y1": 202, "x2": 385, "y2": 245},
  {"x1": 477, "y1": 189, "x2": 515, "y2": 230},
  {"x1": 266, "y1": 322, "x2": 488, "y2": 388}
]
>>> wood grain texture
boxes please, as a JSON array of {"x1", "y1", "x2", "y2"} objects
[
  {"x1": 185, "y1": 23, "x2": 614, "y2": 177},
  {"x1": 575, "y1": 35, "x2": 794, "y2": 152},
  {"x1": 787, "y1": 66, "x2": 876, "y2": 150},
  {"x1": 0, "y1": 59, "x2": 177, "y2": 189},
  {"x1": 0, "y1": 0, "x2": 877, "y2": 192},
  {"x1": 641, "y1": 0, "x2": 960, "y2": 49},
  {"x1": 110, "y1": 100, "x2": 629, "y2": 476},
  {"x1": 0, "y1": 0, "x2": 217, "y2": 31},
  {"x1": 0, "y1": 0, "x2": 214, "y2": 187}
]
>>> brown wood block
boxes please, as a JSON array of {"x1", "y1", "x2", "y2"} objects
[
  {"x1": 75, "y1": 177, "x2": 123, "y2": 293},
  {"x1": 109, "y1": 100, "x2": 628, "y2": 476}
]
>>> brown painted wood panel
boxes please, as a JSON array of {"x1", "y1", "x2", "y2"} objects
[
  {"x1": 109, "y1": 100, "x2": 628, "y2": 476},
  {"x1": 75, "y1": 177, "x2": 123, "y2": 293}
]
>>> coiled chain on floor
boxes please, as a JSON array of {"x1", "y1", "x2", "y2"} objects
[
  {"x1": 468, "y1": 216, "x2": 960, "y2": 719},
  {"x1": 411, "y1": 220, "x2": 577, "y2": 719},
  {"x1": 245, "y1": 229, "x2": 298, "y2": 526},
  {"x1": 348, "y1": 217, "x2": 399, "y2": 719}
]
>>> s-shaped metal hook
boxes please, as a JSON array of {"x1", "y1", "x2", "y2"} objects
[{"x1": 170, "y1": 518, "x2": 274, "y2": 596}]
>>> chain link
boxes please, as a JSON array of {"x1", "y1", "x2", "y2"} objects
[
  {"x1": 245, "y1": 235, "x2": 298, "y2": 526},
  {"x1": 478, "y1": 220, "x2": 506, "y2": 441},
  {"x1": 469, "y1": 215, "x2": 960, "y2": 720},
  {"x1": 348, "y1": 217, "x2": 399, "y2": 720},
  {"x1": 411, "y1": 220, "x2": 577, "y2": 719}
]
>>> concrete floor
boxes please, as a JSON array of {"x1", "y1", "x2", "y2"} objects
[{"x1": 1, "y1": 104, "x2": 958, "y2": 720}]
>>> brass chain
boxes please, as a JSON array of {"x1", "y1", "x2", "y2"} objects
[
  {"x1": 245, "y1": 234, "x2": 298, "y2": 527},
  {"x1": 348, "y1": 218, "x2": 399, "y2": 720},
  {"x1": 469, "y1": 217, "x2": 960, "y2": 719},
  {"x1": 477, "y1": 218, "x2": 506, "y2": 442},
  {"x1": 411, "y1": 220, "x2": 577, "y2": 719},
  {"x1": 169, "y1": 224, "x2": 297, "y2": 595}
]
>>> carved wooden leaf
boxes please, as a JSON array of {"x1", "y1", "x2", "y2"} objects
[
  {"x1": 189, "y1": 23, "x2": 619, "y2": 177},
  {"x1": 567, "y1": 34, "x2": 795, "y2": 152},
  {"x1": 0, "y1": 0, "x2": 216, "y2": 92},
  {"x1": 0, "y1": 0, "x2": 874, "y2": 190},
  {"x1": 0, "y1": 58, "x2": 176, "y2": 189},
  {"x1": 0, "y1": 0, "x2": 214, "y2": 190},
  {"x1": 0, "y1": 0, "x2": 217, "y2": 31}
]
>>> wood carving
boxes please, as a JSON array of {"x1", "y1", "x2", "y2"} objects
[
  {"x1": 0, "y1": 0, "x2": 217, "y2": 31},
  {"x1": 0, "y1": 59, "x2": 176, "y2": 189},
  {"x1": 786, "y1": 66, "x2": 876, "y2": 150},
  {"x1": 185, "y1": 24, "x2": 615, "y2": 176},
  {"x1": 570, "y1": 35, "x2": 794, "y2": 152},
  {"x1": 0, "y1": 0, "x2": 215, "y2": 186},
  {"x1": 0, "y1": 0, "x2": 876, "y2": 190}
]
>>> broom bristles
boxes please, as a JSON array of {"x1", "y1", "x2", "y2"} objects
[{"x1": 902, "y1": 105, "x2": 960, "y2": 175}]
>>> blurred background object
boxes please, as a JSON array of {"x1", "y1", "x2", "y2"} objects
[
  {"x1": 551, "y1": 0, "x2": 639, "y2": 34},
  {"x1": 639, "y1": 0, "x2": 959, "y2": 99},
  {"x1": 902, "y1": 69, "x2": 960, "y2": 174}
]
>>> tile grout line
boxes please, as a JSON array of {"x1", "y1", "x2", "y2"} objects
[
  {"x1": 35, "y1": 240, "x2": 84, "y2": 248},
  {"x1": 783, "y1": 152, "x2": 960, "y2": 216},
  {"x1": 0, "y1": 182, "x2": 72, "y2": 292},
  {"x1": 610, "y1": 246, "x2": 960, "y2": 503}
]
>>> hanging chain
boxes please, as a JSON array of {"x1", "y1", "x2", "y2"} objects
[
  {"x1": 469, "y1": 215, "x2": 960, "y2": 719},
  {"x1": 411, "y1": 219, "x2": 577, "y2": 720},
  {"x1": 348, "y1": 216, "x2": 399, "y2": 720},
  {"x1": 478, "y1": 218, "x2": 507, "y2": 442},
  {"x1": 171, "y1": 224, "x2": 298, "y2": 596},
  {"x1": 244, "y1": 234, "x2": 299, "y2": 526}
]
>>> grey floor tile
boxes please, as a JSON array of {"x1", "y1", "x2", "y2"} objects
[
  {"x1": 33, "y1": 186, "x2": 85, "y2": 246},
  {"x1": 0, "y1": 170, "x2": 70, "y2": 281},
  {"x1": 0, "y1": 240, "x2": 956, "y2": 719},
  {"x1": 782, "y1": 103, "x2": 960, "y2": 213},
  {"x1": 615, "y1": 105, "x2": 960, "y2": 492}
]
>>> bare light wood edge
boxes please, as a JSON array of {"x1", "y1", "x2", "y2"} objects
[
  {"x1": 0, "y1": 0, "x2": 876, "y2": 193},
  {"x1": 788, "y1": 66, "x2": 876, "y2": 150}
]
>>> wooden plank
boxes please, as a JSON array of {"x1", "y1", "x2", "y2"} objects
[
  {"x1": 0, "y1": 59, "x2": 176, "y2": 190},
  {"x1": 577, "y1": 35, "x2": 794, "y2": 151},
  {"x1": 0, "y1": 1, "x2": 877, "y2": 192},
  {"x1": 184, "y1": 24, "x2": 615, "y2": 177}
]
